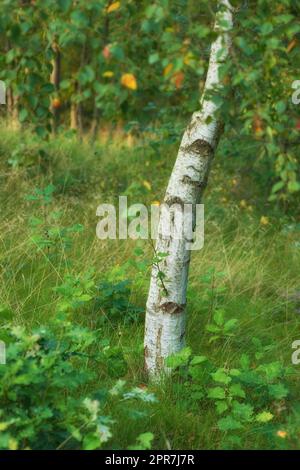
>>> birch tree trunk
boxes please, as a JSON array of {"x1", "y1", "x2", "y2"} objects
[{"x1": 144, "y1": 0, "x2": 234, "y2": 377}]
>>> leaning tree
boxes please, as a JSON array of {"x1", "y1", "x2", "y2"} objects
[{"x1": 144, "y1": 0, "x2": 234, "y2": 377}]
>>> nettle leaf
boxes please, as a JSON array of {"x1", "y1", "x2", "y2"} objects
[
  {"x1": 208, "y1": 387, "x2": 226, "y2": 400},
  {"x1": 232, "y1": 402, "x2": 254, "y2": 422},
  {"x1": 218, "y1": 416, "x2": 243, "y2": 431},
  {"x1": 211, "y1": 369, "x2": 232, "y2": 385},
  {"x1": 216, "y1": 400, "x2": 228, "y2": 415},
  {"x1": 258, "y1": 362, "x2": 282, "y2": 380},
  {"x1": 190, "y1": 389, "x2": 205, "y2": 401},
  {"x1": 268, "y1": 383, "x2": 289, "y2": 400},
  {"x1": 165, "y1": 347, "x2": 191, "y2": 368},
  {"x1": 229, "y1": 384, "x2": 245, "y2": 398}
]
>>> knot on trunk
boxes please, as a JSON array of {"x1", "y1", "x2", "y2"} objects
[
  {"x1": 164, "y1": 196, "x2": 185, "y2": 207},
  {"x1": 160, "y1": 301, "x2": 185, "y2": 314},
  {"x1": 183, "y1": 139, "x2": 213, "y2": 158},
  {"x1": 181, "y1": 175, "x2": 208, "y2": 190}
]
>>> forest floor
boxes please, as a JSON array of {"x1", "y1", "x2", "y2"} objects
[{"x1": 1, "y1": 125, "x2": 300, "y2": 450}]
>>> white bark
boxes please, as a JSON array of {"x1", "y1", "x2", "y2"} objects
[{"x1": 144, "y1": 0, "x2": 234, "y2": 377}]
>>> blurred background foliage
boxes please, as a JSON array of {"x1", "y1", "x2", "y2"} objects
[{"x1": 0, "y1": 0, "x2": 299, "y2": 210}]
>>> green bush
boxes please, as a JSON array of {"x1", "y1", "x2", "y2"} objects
[{"x1": 0, "y1": 314, "x2": 156, "y2": 450}]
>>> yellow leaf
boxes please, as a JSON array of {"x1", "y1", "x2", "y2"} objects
[
  {"x1": 107, "y1": 1, "x2": 120, "y2": 13},
  {"x1": 277, "y1": 430, "x2": 287, "y2": 439},
  {"x1": 163, "y1": 63, "x2": 173, "y2": 76},
  {"x1": 8, "y1": 439, "x2": 18, "y2": 450},
  {"x1": 183, "y1": 52, "x2": 195, "y2": 65},
  {"x1": 121, "y1": 73, "x2": 137, "y2": 90},
  {"x1": 260, "y1": 216, "x2": 269, "y2": 226},
  {"x1": 102, "y1": 71, "x2": 114, "y2": 78},
  {"x1": 0, "y1": 422, "x2": 9, "y2": 431},
  {"x1": 143, "y1": 180, "x2": 151, "y2": 191},
  {"x1": 152, "y1": 201, "x2": 160, "y2": 206},
  {"x1": 287, "y1": 38, "x2": 297, "y2": 53}
]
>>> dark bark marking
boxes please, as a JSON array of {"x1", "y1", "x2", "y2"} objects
[
  {"x1": 181, "y1": 175, "x2": 208, "y2": 190},
  {"x1": 182, "y1": 139, "x2": 213, "y2": 158},
  {"x1": 160, "y1": 301, "x2": 185, "y2": 315},
  {"x1": 164, "y1": 196, "x2": 185, "y2": 207}
]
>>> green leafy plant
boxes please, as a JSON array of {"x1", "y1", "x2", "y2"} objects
[
  {"x1": 26, "y1": 185, "x2": 84, "y2": 254},
  {"x1": 166, "y1": 329, "x2": 292, "y2": 449},
  {"x1": 0, "y1": 309, "x2": 155, "y2": 450},
  {"x1": 94, "y1": 279, "x2": 143, "y2": 324},
  {"x1": 206, "y1": 309, "x2": 238, "y2": 343}
]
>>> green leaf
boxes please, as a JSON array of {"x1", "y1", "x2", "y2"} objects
[
  {"x1": 229, "y1": 384, "x2": 245, "y2": 398},
  {"x1": 275, "y1": 101, "x2": 286, "y2": 114},
  {"x1": 224, "y1": 319, "x2": 238, "y2": 332},
  {"x1": 165, "y1": 347, "x2": 191, "y2": 368},
  {"x1": 240, "y1": 354, "x2": 250, "y2": 369},
  {"x1": 208, "y1": 335, "x2": 220, "y2": 343},
  {"x1": 211, "y1": 369, "x2": 232, "y2": 385},
  {"x1": 288, "y1": 181, "x2": 300, "y2": 193},
  {"x1": 0, "y1": 305, "x2": 13, "y2": 321},
  {"x1": 213, "y1": 309, "x2": 225, "y2": 326},
  {"x1": 137, "y1": 432, "x2": 154, "y2": 450},
  {"x1": 149, "y1": 53, "x2": 160, "y2": 64},
  {"x1": 216, "y1": 400, "x2": 228, "y2": 414},
  {"x1": 206, "y1": 324, "x2": 221, "y2": 333},
  {"x1": 207, "y1": 386, "x2": 226, "y2": 400},
  {"x1": 232, "y1": 402, "x2": 254, "y2": 422},
  {"x1": 19, "y1": 108, "x2": 28, "y2": 122},
  {"x1": 190, "y1": 355, "x2": 207, "y2": 366},
  {"x1": 268, "y1": 383, "x2": 289, "y2": 400},
  {"x1": 71, "y1": 10, "x2": 89, "y2": 27},
  {"x1": 261, "y1": 23, "x2": 273, "y2": 35},
  {"x1": 82, "y1": 433, "x2": 101, "y2": 450},
  {"x1": 218, "y1": 416, "x2": 242, "y2": 431},
  {"x1": 271, "y1": 181, "x2": 285, "y2": 194},
  {"x1": 256, "y1": 411, "x2": 273, "y2": 423}
]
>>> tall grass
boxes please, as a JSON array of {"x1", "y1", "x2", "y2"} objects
[{"x1": 0, "y1": 125, "x2": 299, "y2": 449}]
